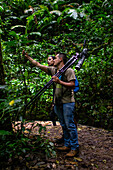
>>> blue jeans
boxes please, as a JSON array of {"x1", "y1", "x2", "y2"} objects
[{"x1": 54, "y1": 103, "x2": 79, "y2": 150}]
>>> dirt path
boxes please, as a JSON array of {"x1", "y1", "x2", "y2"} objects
[{"x1": 23, "y1": 121, "x2": 113, "y2": 170}]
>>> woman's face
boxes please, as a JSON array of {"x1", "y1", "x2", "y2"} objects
[{"x1": 47, "y1": 56, "x2": 54, "y2": 66}]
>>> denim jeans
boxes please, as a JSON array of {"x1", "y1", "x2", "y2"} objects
[{"x1": 54, "y1": 103, "x2": 79, "y2": 150}]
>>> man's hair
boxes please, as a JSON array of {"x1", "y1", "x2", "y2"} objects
[{"x1": 58, "y1": 53, "x2": 67, "y2": 64}]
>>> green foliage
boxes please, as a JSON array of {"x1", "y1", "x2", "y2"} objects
[
  {"x1": 0, "y1": 121, "x2": 56, "y2": 166},
  {"x1": 0, "y1": 0, "x2": 113, "y2": 163}
]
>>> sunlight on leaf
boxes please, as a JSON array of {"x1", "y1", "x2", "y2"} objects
[
  {"x1": 29, "y1": 32, "x2": 41, "y2": 36},
  {"x1": 9, "y1": 100, "x2": 15, "y2": 106},
  {"x1": 24, "y1": 130, "x2": 29, "y2": 134},
  {"x1": 68, "y1": 9, "x2": 78, "y2": 19},
  {"x1": 0, "y1": 28, "x2": 3, "y2": 34},
  {"x1": 0, "y1": 6, "x2": 3, "y2": 12},
  {"x1": 50, "y1": 10, "x2": 62, "y2": 16},
  {"x1": 11, "y1": 25, "x2": 26, "y2": 30}
]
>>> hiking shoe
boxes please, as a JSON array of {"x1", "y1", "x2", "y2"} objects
[
  {"x1": 55, "y1": 136, "x2": 64, "y2": 144},
  {"x1": 56, "y1": 146, "x2": 70, "y2": 151},
  {"x1": 65, "y1": 148, "x2": 79, "y2": 157}
]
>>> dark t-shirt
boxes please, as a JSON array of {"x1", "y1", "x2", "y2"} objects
[{"x1": 47, "y1": 67, "x2": 75, "y2": 104}]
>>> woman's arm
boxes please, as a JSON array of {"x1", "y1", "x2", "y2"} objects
[{"x1": 22, "y1": 50, "x2": 48, "y2": 73}]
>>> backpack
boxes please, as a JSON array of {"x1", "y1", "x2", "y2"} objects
[{"x1": 74, "y1": 76, "x2": 79, "y2": 93}]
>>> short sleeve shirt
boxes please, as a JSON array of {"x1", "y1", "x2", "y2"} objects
[{"x1": 47, "y1": 67, "x2": 75, "y2": 104}]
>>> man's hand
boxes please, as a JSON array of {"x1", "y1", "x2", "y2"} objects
[
  {"x1": 52, "y1": 76, "x2": 75, "y2": 88},
  {"x1": 52, "y1": 76, "x2": 61, "y2": 84}
]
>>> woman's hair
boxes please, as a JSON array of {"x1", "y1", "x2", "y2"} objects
[{"x1": 51, "y1": 56, "x2": 55, "y2": 60}]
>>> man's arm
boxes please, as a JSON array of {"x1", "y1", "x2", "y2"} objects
[
  {"x1": 22, "y1": 50, "x2": 48, "y2": 73},
  {"x1": 52, "y1": 76, "x2": 75, "y2": 89}
]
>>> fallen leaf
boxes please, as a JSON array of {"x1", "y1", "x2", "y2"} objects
[
  {"x1": 56, "y1": 160, "x2": 59, "y2": 164},
  {"x1": 74, "y1": 157, "x2": 83, "y2": 162},
  {"x1": 103, "y1": 159, "x2": 107, "y2": 163},
  {"x1": 69, "y1": 161, "x2": 78, "y2": 166},
  {"x1": 77, "y1": 128, "x2": 82, "y2": 131}
]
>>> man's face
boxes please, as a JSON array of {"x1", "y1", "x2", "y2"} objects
[
  {"x1": 47, "y1": 56, "x2": 54, "y2": 66},
  {"x1": 54, "y1": 54, "x2": 62, "y2": 66}
]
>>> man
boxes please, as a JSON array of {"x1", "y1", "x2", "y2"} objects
[
  {"x1": 47, "y1": 55, "x2": 78, "y2": 144},
  {"x1": 23, "y1": 51, "x2": 79, "y2": 157}
]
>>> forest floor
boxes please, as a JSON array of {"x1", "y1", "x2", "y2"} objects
[{"x1": 2, "y1": 121, "x2": 113, "y2": 170}]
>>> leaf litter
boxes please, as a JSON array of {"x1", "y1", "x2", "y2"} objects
[{"x1": 3, "y1": 121, "x2": 113, "y2": 169}]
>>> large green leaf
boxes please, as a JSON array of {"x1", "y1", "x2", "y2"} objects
[
  {"x1": 0, "y1": 130, "x2": 10, "y2": 135},
  {"x1": 11, "y1": 25, "x2": 26, "y2": 30}
]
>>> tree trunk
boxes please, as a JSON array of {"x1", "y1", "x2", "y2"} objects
[{"x1": 0, "y1": 40, "x2": 5, "y2": 85}]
